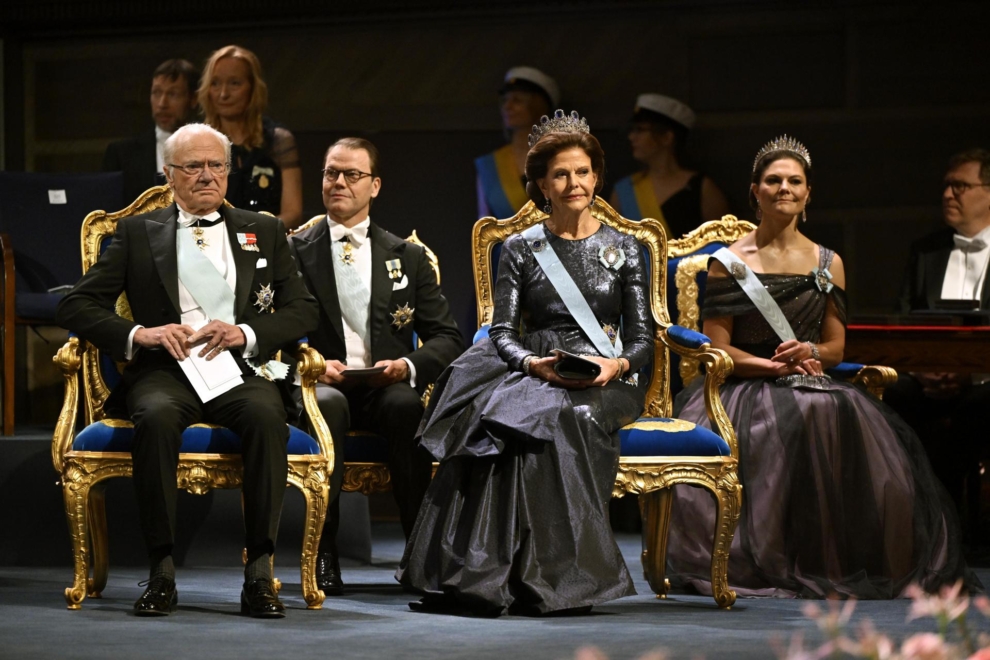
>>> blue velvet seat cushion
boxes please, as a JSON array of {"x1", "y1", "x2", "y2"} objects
[
  {"x1": 827, "y1": 362, "x2": 864, "y2": 379},
  {"x1": 667, "y1": 325, "x2": 710, "y2": 349},
  {"x1": 15, "y1": 291, "x2": 63, "y2": 321},
  {"x1": 344, "y1": 432, "x2": 389, "y2": 462},
  {"x1": 620, "y1": 417, "x2": 730, "y2": 457},
  {"x1": 73, "y1": 420, "x2": 320, "y2": 455}
]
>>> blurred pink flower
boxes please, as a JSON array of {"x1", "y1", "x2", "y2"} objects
[
  {"x1": 973, "y1": 596, "x2": 990, "y2": 618},
  {"x1": 900, "y1": 632, "x2": 951, "y2": 660},
  {"x1": 967, "y1": 648, "x2": 990, "y2": 660},
  {"x1": 906, "y1": 580, "x2": 969, "y2": 625}
]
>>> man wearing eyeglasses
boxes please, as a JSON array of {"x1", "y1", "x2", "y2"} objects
[
  {"x1": 103, "y1": 59, "x2": 199, "y2": 205},
  {"x1": 888, "y1": 148, "x2": 990, "y2": 535},
  {"x1": 57, "y1": 123, "x2": 318, "y2": 618},
  {"x1": 288, "y1": 137, "x2": 463, "y2": 596}
]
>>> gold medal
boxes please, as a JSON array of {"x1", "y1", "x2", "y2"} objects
[
  {"x1": 390, "y1": 303, "x2": 415, "y2": 330},
  {"x1": 258, "y1": 174, "x2": 269, "y2": 189}
]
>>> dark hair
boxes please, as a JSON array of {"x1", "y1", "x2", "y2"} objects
[
  {"x1": 632, "y1": 108, "x2": 690, "y2": 166},
  {"x1": 153, "y1": 59, "x2": 198, "y2": 98},
  {"x1": 748, "y1": 151, "x2": 813, "y2": 210},
  {"x1": 326, "y1": 137, "x2": 381, "y2": 177},
  {"x1": 947, "y1": 148, "x2": 990, "y2": 185},
  {"x1": 524, "y1": 132, "x2": 606, "y2": 207}
]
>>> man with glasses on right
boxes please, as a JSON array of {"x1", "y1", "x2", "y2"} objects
[
  {"x1": 288, "y1": 138, "x2": 463, "y2": 596},
  {"x1": 887, "y1": 148, "x2": 990, "y2": 536}
]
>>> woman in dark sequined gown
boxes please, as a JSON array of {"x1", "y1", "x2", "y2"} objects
[
  {"x1": 396, "y1": 115, "x2": 653, "y2": 616},
  {"x1": 668, "y1": 138, "x2": 980, "y2": 598}
]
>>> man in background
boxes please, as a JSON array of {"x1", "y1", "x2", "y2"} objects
[{"x1": 103, "y1": 59, "x2": 198, "y2": 204}]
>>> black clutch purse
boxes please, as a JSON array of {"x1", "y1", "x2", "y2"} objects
[{"x1": 551, "y1": 349, "x2": 601, "y2": 380}]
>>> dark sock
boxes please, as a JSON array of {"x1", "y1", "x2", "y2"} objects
[
  {"x1": 150, "y1": 555, "x2": 175, "y2": 582},
  {"x1": 245, "y1": 554, "x2": 273, "y2": 584}
]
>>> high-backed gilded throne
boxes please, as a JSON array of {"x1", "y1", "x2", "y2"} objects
[
  {"x1": 473, "y1": 199, "x2": 742, "y2": 609},
  {"x1": 668, "y1": 215, "x2": 897, "y2": 397},
  {"x1": 52, "y1": 186, "x2": 333, "y2": 611},
  {"x1": 289, "y1": 215, "x2": 441, "y2": 498}
]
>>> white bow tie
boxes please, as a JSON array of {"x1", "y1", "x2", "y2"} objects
[
  {"x1": 329, "y1": 223, "x2": 368, "y2": 247},
  {"x1": 954, "y1": 234, "x2": 988, "y2": 252}
]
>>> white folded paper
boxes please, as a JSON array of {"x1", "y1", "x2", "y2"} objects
[{"x1": 178, "y1": 321, "x2": 244, "y2": 402}]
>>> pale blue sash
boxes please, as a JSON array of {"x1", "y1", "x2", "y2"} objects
[
  {"x1": 711, "y1": 247, "x2": 796, "y2": 342},
  {"x1": 521, "y1": 224, "x2": 622, "y2": 359},
  {"x1": 177, "y1": 226, "x2": 235, "y2": 323},
  {"x1": 331, "y1": 239, "x2": 371, "y2": 347}
]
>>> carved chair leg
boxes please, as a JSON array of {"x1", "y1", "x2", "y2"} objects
[
  {"x1": 87, "y1": 484, "x2": 109, "y2": 598},
  {"x1": 61, "y1": 473, "x2": 93, "y2": 609},
  {"x1": 709, "y1": 480, "x2": 742, "y2": 609},
  {"x1": 639, "y1": 488, "x2": 674, "y2": 599},
  {"x1": 296, "y1": 473, "x2": 328, "y2": 610}
]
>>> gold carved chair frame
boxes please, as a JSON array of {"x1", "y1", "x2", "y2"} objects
[
  {"x1": 473, "y1": 199, "x2": 742, "y2": 609},
  {"x1": 52, "y1": 186, "x2": 333, "y2": 610}
]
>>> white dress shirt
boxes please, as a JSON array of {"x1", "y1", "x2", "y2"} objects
[
  {"x1": 941, "y1": 225, "x2": 990, "y2": 301},
  {"x1": 154, "y1": 126, "x2": 171, "y2": 174},
  {"x1": 125, "y1": 208, "x2": 258, "y2": 359},
  {"x1": 327, "y1": 216, "x2": 415, "y2": 384}
]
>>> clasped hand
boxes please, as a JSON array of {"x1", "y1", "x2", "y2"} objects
[
  {"x1": 527, "y1": 353, "x2": 621, "y2": 389},
  {"x1": 770, "y1": 339, "x2": 822, "y2": 376},
  {"x1": 133, "y1": 321, "x2": 246, "y2": 361}
]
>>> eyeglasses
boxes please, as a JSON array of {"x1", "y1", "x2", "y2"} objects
[
  {"x1": 168, "y1": 161, "x2": 229, "y2": 177},
  {"x1": 322, "y1": 168, "x2": 373, "y2": 184},
  {"x1": 944, "y1": 179, "x2": 990, "y2": 196}
]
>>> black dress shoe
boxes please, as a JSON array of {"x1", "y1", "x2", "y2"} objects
[
  {"x1": 316, "y1": 550, "x2": 344, "y2": 596},
  {"x1": 241, "y1": 578, "x2": 285, "y2": 618},
  {"x1": 134, "y1": 576, "x2": 177, "y2": 616}
]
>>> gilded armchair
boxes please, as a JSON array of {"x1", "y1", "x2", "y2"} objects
[
  {"x1": 289, "y1": 215, "x2": 441, "y2": 498},
  {"x1": 668, "y1": 215, "x2": 897, "y2": 397},
  {"x1": 52, "y1": 186, "x2": 333, "y2": 611},
  {"x1": 473, "y1": 199, "x2": 742, "y2": 609}
]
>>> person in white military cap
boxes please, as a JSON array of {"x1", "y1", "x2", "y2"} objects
[
  {"x1": 475, "y1": 66, "x2": 560, "y2": 219},
  {"x1": 611, "y1": 93, "x2": 730, "y2": 240}
]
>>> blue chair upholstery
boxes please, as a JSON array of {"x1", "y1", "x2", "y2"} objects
[
  {"x1": 52, "y1": 185, "x2": 333, "y2": 611},
  {"x1": 471, "y1": 199, "x2": 742, "y2": 608}
]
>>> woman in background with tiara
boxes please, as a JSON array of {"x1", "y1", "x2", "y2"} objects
[
  {"x1": 610, "y1": 94, "x2": 730, "y2": 239},
  {"x1": 667, "y1": 136, "x2": 980, "y2": 599},
  {"x1": 398, "y1": 111, "x2": 652, "y2": 616},
  {"x1": 199, "y1": 45, "x2": 303, "y2": 229},
  {"x1": 475, "y1": 67, "x2": 558, "y2": 220}
]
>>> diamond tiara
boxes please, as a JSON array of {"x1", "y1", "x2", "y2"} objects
[
  {"x1": 528, "y1": 109, "x2": 591, "y2": 148},
  {"x1": 752, "y1": 134, "x2": 812, "y2": 172}
]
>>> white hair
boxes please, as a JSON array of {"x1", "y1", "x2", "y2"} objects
[{"x1": 162, "y1": 123, "x2": 232, "y2": 173}]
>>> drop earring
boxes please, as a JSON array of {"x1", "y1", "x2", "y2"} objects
[
  {"x1": 542, "y1": 197, "x2": 552, "y2": 215},
  {"x1": 802, "y1": 209, "x2": 808, "y2": 223},
  {"x1": 589, "y1": 194, "x2": 597, "y2": 209},
  {"x1": 756, "y1": 203, "x2": 762, "y2": 221}
]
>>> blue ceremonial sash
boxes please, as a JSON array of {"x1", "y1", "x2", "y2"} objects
[
  {"x1": 521, "y1": 224, "x2": 622, "y2": 359},
  {"x1": 614, "y1": 176, "x2": 642, "y2": 220},
  {"x1": 176, "y1": 226, "x2": 236, "y2": 324},
  {"x1": 711, "y1": 248, "x2": 796, "y2": 342},
  {"x1": 475, "y1": 146, "x2": 527, "y2": 219}
]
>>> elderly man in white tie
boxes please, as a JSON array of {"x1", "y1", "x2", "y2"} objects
[
  {"x1": 288, "y1": 137, "x2": 463, "y2": 596},
  {"x1": 888, "y1": 148, "x2": 990, "y2": 534}
]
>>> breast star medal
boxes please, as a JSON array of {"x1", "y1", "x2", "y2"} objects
[
  {"x1": 191, "y1": 227, "x2": 208, "y2": 251},
  {"x1": 390, "y1": 303, "x2": 415, "y2": 330},
  {"x1": 253, "y1": 283, "x2": 274, "y2": 312},
  {"x1": 386, "y1": 258, "x2": 403, "y2": 280},
  {"x1": 339, "y1": 241, "x2": 355, "y2": 266},
  {"x1": 729, "y1": 262, "x2": 747, "y2": 280},
  {"x1": 598, "y1": 245, "x2": 626, "y2": 270}
]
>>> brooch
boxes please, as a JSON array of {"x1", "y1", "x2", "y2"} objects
[
  {"x1": 237, "y1": 233, "x2": 259, "y2": 252},
  {"x1": 253, "y1": 283, "x2": 274, "y2": 312},
  {"x1": 530, "y1": 238, "x2": 546, "y2": 253},
  {"x1": 390, "y1": 303, "x2": 415, "y2": 330},
  {"x1": 729, "y1": 262, "x2": 747, "y2": 280},
  {"x1": 386, "y1": 258, "x2": 403, "y2": 280},
  {"x1": 191, "y1": 227, "x2": 208, "y2": 251},
  {"x1": 598, "y1": 245, "x2": 626, "y2": 270},
  {"x1": 812, "y1": 266, "x2": 834, "y2": 293},
  {"x1": 602, "y1": 323, "x2": 618, "y2": 346}
]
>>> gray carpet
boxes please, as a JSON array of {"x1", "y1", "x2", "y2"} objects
[{"x1": 1, "y1": 524, "x2": 986, "y2": 660}]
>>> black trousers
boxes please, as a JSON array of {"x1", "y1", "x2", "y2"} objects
[
  {"x1": 126, "y1": 366, "x2": 289, "y2": 563},
  {"x1": 297, "y1": 382, "x2": 431, "y2": 544}
]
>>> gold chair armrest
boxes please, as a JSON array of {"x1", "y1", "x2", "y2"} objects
[
  {"x1": 293, "y1": 343, "x2": 334, "y2": 463},
  {"x1": 851, "y1": 364, "x2": 898, "y2": 400},
  {"x1": 658, "y1": 328, "x2": 739, "y2": 458},
  {"x1": 52, "y1": 336, "x2": 85, "y2": 473}
]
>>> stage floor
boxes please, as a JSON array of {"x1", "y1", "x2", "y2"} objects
[{"x1": 2, "y1": 525, "x2": 987, "y2": 660}]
